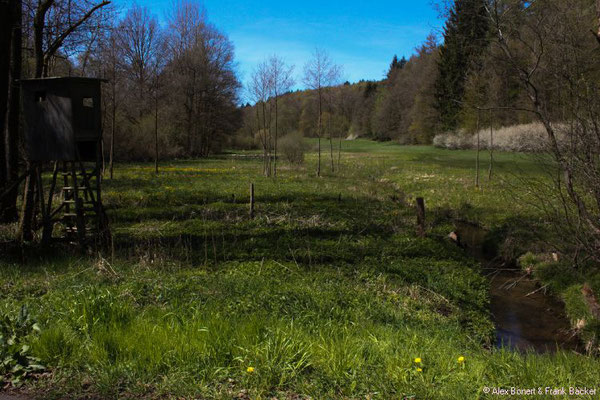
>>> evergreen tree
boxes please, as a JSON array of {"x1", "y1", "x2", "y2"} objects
[
  {"x1": 435, "y1": 0, "x2": 489, "y2": 131},
  {"x1": 387, "y1": 55, "x2": 408, "y2": 80},
  {"x1": 387, "y1": 55, "x2": 400, "y2": 79},
  {"x1": 399, "y1": 56, "x2": 407, "y2": 69}
]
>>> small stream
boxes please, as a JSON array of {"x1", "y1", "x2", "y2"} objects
[{"x1": 455, "y1": 222, "x2": 581, "y2": 353}]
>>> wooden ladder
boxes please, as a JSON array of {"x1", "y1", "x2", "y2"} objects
[{"x1": 59, "y1": 161, "x2": 106, "y2": 246}]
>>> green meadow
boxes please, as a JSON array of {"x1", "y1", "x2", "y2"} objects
[{"x1": 1, "y1": 141, "x2": 599, "y2": 399}]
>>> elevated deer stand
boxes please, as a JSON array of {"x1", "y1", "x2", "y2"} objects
[{"x1": 21, "y1": 77, "x2": 110, "y2": 248}]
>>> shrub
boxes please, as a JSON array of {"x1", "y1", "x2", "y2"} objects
[
  {"x1": 231, "y1": 132, "x2": 260, "y2": 150},
  {"x1": 432, "y1": 133, "x2": 448, "y2": 148},
  {"x1": 279, "y1": 132, "x2": 308, "y2": 165},
  {"x1": 432, "y1": 123, "x2": 552, "y2": 152}
]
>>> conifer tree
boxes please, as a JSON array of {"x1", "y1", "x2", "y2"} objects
[
  {"x1": 435, "y1": 0, "x2": 489, "y2": 131},
  {"x1": 387, "y1": 55, "x2": 407, "y2": 80}
]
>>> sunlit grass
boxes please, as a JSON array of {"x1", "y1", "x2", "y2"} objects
[{"x1": 1, "y1": 141, "x2": 599, "y2": 399}]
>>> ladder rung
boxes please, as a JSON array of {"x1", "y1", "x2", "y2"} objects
[
  {"x1": 65, "y1": 227, "x2": 93, "y2": 233},
  {"x1": 61, "y1": 171, "x2": 96, "y2": 176}
]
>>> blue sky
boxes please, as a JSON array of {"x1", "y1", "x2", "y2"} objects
[{"x1": 115, "y1": 1, "x2": 444, "y2": 91}]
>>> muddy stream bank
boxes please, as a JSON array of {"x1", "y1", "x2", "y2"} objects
[{"x1": 455, "y1": 222, "x2": 580, "y2": 353}]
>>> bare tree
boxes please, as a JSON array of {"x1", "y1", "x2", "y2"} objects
[
  {"x1": 267, "y1": 55, "x2": 294, "y2": 177},
  {"x1": 303, "y1": 48, "x2": 341, "y2": 176},
  {"x1": 330, "y1": 84, "x2": 353, "y2": 169},
  {"x1": 115, "y1": 5, "x2": 160, "y2": 118},
  {"x1": 0, "y1": 0, "x2": 13, "y2": 219},
  {"x1": 249, "y1": 61, "x2": 273, "y2": 176},
  {"x1": 166, "y1": 0, "x2": 205, "y2": 155},
  {"x1": 166, "y1": 0, "x2": 240, "y2": 158},
  {"x1": 486, "y1": 0, "x2": 600, "y2": 264},
  {"x1": 32, "y1": 0, "x2": 111, "y2": 77},
  {"x1": 100, "y1": 31, "x2": 121, "y2": 179},
  {"x1": 1, "y1": 0, "x2": 22, "y2": 223},
  {"x1": 152, "y1": 39, "x2": 167, "y2": 174}
]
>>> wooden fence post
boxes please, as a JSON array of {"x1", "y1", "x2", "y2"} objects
[
  {"x1": 416, "y1": 197, "x2": 425, "y2": 237},
  {"x1": 249, "y1": 183, "x2": 255, "y2": 219}
]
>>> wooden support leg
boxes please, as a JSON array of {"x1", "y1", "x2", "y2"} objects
[
  {"x1": 416, "y1": 197, "x2": 426, "y2": 237},
  {"x1": 42, "y1": 162, "x2": 59, "y2": 245},
  {"x1": 249, "y1": 183, "x2": 255, "y2": 219}
]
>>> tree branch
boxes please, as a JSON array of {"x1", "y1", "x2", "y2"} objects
[
  {"x1": 34, "y1": 0, "x2": 55, "y2": 77},
  {"x1": 44, "y1": 1, "x2": 110, "y2": 63}
]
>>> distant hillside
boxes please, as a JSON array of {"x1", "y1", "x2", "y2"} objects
[{"x1": 236, "y1": 36, "x2": 441, "y2": 147}]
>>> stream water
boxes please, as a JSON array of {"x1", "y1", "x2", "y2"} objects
[{"x1": 455, "y1": 222, "x2": 581, "y2": 353}]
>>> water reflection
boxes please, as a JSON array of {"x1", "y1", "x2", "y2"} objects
[{"x1": 455, "y1": 221, "x2": 581, "y2": 353}]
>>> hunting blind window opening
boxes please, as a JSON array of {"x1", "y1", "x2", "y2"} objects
[{"x1": 35, "y1": 91, "x2": 46, "y2": 102}]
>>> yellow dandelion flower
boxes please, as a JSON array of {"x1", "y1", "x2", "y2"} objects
[
  {"x1": 414, "y1": 357, "x2": 422, "y2": 364},
  {"x1": 458, "y1": 356, "x2": 465, "y2": 363},
  {"x1": 416, "y1": 368, "x2": 423, "y2": 372},
  {"x1": 246, "y1": 367, "x2": 255, "y2": 373}
]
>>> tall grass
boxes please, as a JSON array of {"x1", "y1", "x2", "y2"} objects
[{"x1": 1, "y1": 141, "x2": 599, "y2": 398}]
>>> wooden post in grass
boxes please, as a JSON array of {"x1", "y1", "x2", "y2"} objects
[
  {"x1": 475, "y1": 109, "x2": 480, "y2": 188},
  {"x1": 488, "y1": 109, "x2": 494, "y2": 181},
  {"x1": 249, "y1": 183, "x2": 255, "y2": 219},
  {"x1": 416, "y1": 197, "x2": 425, "y2": 237}
]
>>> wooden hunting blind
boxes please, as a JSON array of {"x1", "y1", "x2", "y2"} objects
[
  {"x1": 20, "y1": 77, "x2": 110, "y2": 247},
  {"x1": 21, "y1": 77, "x2": 105, "y2": 162}
]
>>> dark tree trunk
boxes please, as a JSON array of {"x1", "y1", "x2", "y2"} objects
[
  {"x1": 0, "y1": 0, "x2": 11, "y2": 199},
  {"x1": 34, "y1": 1, "x2": 53, "y2": 78},
  {"x1": 20, "y1": 174, "x2": 35, "y2": 241},
  {"x1": 2, "y1": 0, "x2": 21, "y2": 223},
  {"x1": 20, "y1": 0, "x2": 51, "y2": 239},
  {"x1": 109, "y1": 77, "x2": 115, "y2": 179}
]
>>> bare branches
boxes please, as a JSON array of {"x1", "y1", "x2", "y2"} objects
[
  {"x1": 44, "y1": 1, "x2": 111, "y2": 71},
  {"x1": 486, "y1": 0, "x2": 600, "y2": 263},
  {"x1": 114, "y1": 4, "x2": 161, "y2": 108},
  {"x1": 32, "y1": 0, "x2": 112, "y2": 77},
  {"x1": 249, "y1": 60, "x2": 272, "y2": 176},
  {"x1": 303, "y1": 48, "x2": 341, "y2": 175},
  {"x1": 267, "y1": 55, "x2": 295, "y2": 177},
  {"x1": 302, "y1": 48, "x2": 341, "y2": 93},
  {"x1": 163, "y1": 0, "x2": 240, "y2": 158}
]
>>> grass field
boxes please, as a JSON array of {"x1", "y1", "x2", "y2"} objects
[{"x1": 1, "y1": 141, "x2": 599, "y2": 399}]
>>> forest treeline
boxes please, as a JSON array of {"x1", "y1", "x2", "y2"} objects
[
  {"x1": 237, "y1": 40, "x2": 440, "y2": 149},
  {"x1": 235, "y1": 0, "x2": 569, "y2": 166},
  {"x1": 3, "y1": 0, "x2": 600, "y2": 258},
  {"x1": 2, "y1": 0, "x2": 591, "y2": 167}
]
